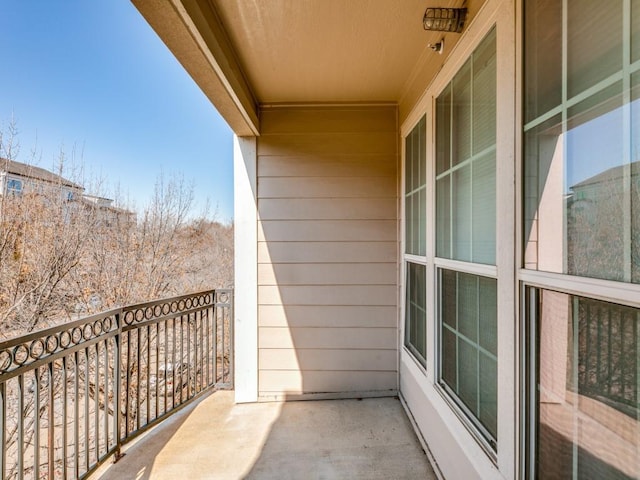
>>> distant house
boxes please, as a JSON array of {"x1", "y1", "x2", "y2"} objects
[
  {"x1": 0, "y1": 158, "x2": 84, "y2": 201},
  {"x1": 0, "y1": 158, "x2": 133, "y2": 225}
]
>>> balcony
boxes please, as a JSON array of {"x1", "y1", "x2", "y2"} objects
[{"x1": 0, "y1": 290, "x2": 436, "y2": 480}]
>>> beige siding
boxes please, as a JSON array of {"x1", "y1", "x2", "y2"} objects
[
  {"x1": 259, "y1": 220, "x2": 397, "y2": 242},
  {"x1": 257, "y1": 105, "x2": 399, "y2": 398},
  {"x1": 258, "y1": 263, "x2": 397, "y2": 286},
  {"x1": 259, "y1": 305, "x2": 397, "y2": 328},
  {"x1": 258, "y1": 241, "x2": 396, "y2": 264}
]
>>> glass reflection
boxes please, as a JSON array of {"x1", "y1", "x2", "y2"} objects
[
  {"x1": 524, "y1": 0, "x2": 640, "y2": 285},
  {"x1": 536, "y1": 290, "x2": 639, "y2": 479}
]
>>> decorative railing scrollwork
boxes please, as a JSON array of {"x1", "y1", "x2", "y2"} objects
[{"x1": 0, "y1": 288, "x2": 233, "y2": 480}]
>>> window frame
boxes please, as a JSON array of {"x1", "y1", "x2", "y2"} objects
[
  {"x1": 433, "y1": 26, "x2": 500, "y2": 456},
  {"x1": 402, "y1": 115, "x2": 428, "y2": 371},
  {"x1": 436, "y1": 267, "x2": 498, "y2": 450},
  {"x1": 6, "y1": 178, "x2": 23, "y2": 195}
]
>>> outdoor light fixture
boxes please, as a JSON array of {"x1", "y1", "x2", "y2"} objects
[{"x1": 423, "y1": 7, "x2": 467, "y2": 33}]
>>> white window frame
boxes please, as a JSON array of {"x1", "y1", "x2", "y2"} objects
[{"x1": 402, "y1": 115, "x2": 428, "y2": 372}]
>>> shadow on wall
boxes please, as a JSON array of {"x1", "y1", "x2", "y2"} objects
[{"x1": 255, "y1": 105, "x2": 400, "y2": 401}]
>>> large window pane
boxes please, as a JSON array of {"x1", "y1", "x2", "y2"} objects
[
  {"x1": 533, "y1": 289, "x2": 639, "y2": 479},
  {"x1": 524, "y1": 2, "x2": 640, "y2": 284},
  {"x1": 405, "y1": 262, "x2": 426, "y2": 367},
  {"x1": 439, "y1": 269, "x2": 497, "y2": 444},
  {"x1": 405, "y1": 116, "x2": 426, "y2": 256},
  {"x1": 436, "y1": 28, "x2": 496, "y2": 265}
]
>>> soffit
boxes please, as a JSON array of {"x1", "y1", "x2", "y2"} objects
[{"x1": 212, "y1": 0, "x2": 461, "y2": 104}]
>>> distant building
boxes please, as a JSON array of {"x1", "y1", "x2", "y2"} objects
[
  {"x1": 0, "y1": 158, "x2": 134, "y2": 225},
  {"x1": 0, "y1": 158, "x2": 83, "y2": 200}
]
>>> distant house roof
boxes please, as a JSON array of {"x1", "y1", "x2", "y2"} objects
[
  {"x1": 0, "y1": 158, "x2": 84, "y2": 190},
  {"x1": 571, "y1": 161, "x2": 640, "y2": 190}
]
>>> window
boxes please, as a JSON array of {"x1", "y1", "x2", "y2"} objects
[
  {"x1": 6, "y1": 178, "x2": 22, "y2": 195},
  {"x1": 406, "y1": 116, "x2": 426, "y2": 257},
  {"x1": 405, "y1": 263, "x2": 426, "y2": 366},
  {"x1": 526, "y1": 288, "x2": 639, "y2": 479},
  {"x1": 435, "y1": 27, "x2": 497, "y2": 449},
  {"x1": 404, "y1": 116, "x2": 427, "y2": 367},
  {"x1": 524, "y1": 1, "x2": 640, "y2": 283},
  {"x1": 524, "y1": 3, "x2": 640, "y2": 477},
  {"x1": 436, "y1": 28, "x2": 496, "y2": 265},
  {"x1": 440, "y1": 269, "x2": 497, "y2": 445}
]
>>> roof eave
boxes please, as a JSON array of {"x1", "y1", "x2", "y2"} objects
[{"x1": 132, "y1": 0, "x2": 260, "y2": 136}]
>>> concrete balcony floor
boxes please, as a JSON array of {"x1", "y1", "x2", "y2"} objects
[{"x1": 90, "y1": 390, "x2": 438, "y2": 480}]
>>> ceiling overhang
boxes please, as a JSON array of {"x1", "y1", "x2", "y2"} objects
[{"x1": 133, "y1": 0, "x2": 474, "y2": 136}]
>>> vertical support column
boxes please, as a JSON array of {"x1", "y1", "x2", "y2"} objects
[{"x1": 234, "y1": 135, "x2": 258, "y2": 403}]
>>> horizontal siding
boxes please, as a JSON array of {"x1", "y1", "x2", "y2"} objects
[
  {"x1": 259, "y1": 349, "x2": 396, "y2": 371},
  {"x1": 258, "y1": 220, "x2": 397, "y2": 242},
  {"x1": 258, "y1": 241, "x2": 396, "y2": 263},
  {"x1": 259, "y1": 370, "x2": 397, "y2": 394},
  {"x1": 257, "y1": 105, "x2": 398, "y2": 397},
  {"x1": 258, "y1": 263, "x2": 396, "y2": 286},
  {"x1": 258, "y1": 285, "x2": 397, "y2": 306},
  {"x1": 258, "y1": 198, "x2": 396, "y2": 220},
  {"x1": 258, "y1": 176, "x2": 397, "y2": 198},
  {"x1": 260, "y1": 327, "x2": 397, "y2": 350},
  {"x1": 259, "y1": 155, "x2": 397, "y2": 177},
  {"x1": 259, "y1": 305, "x2": 397, "y2": 328}
]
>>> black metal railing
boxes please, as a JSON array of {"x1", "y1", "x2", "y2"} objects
[
  {"x1": 0, "y1": 289, "x2": 233, "y2": 480},
  {"x1": 576, "y1": 296, "x2": 638, "y2": 417}
]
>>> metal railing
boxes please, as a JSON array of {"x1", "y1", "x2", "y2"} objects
[
  {"x1": 0, "y1": 289, "x2": 233, "y2": 480},
  {"x1": 576, "y1": 296, "x2": 638, "y2": 417}
]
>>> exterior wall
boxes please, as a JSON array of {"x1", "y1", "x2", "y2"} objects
[{"x1": 256, "y1": 105, "x2": 399, "y2": 400}]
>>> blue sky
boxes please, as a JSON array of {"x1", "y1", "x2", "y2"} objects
[{"x1": 0, "y1": 1, "x2": 234, "y2": 222}]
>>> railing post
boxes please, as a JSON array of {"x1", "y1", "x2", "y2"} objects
[
  {"x1": 228, "y1": 289, "x2": 234, "y2": 389},
  {"x1": 0, "y1": 382, "x2": 5, "y2": 480},
  {"x1": 113, "y1": 309, "x2": 124, "y2": 462}
]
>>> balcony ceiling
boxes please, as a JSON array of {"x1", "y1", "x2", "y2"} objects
[
  {"x1": 213, "y1": 0, "x2": 438, "y2": 104},
  {"x1": 133, "y1": 0, "x2": 467, "y2": 134}
]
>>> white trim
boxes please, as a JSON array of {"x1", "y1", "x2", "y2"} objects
[
  {"x1": 170, "y1": 0, "x2": 259, "y2": 135},
  {"x1": 404, "y1": 254, "x2": 427, "y2": 265},
  {"x1": 518, "y1": 269, "x2": 640, "y2": 309},
  {"x1": 494, "y1": 4, "x2": 517, "y2": 476},
  {"x1": 514, "y1": 1, "x2": 525, "y2": 477},
  {"x1": 233, "y1": 135, "x2": 258, "y2": 403},
  {"x1": 398, "y1": 393, "x2": 445, "y2": 480},
  {"x1": 433, "y1": 258, "x2": 498, "y2": 278}
]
